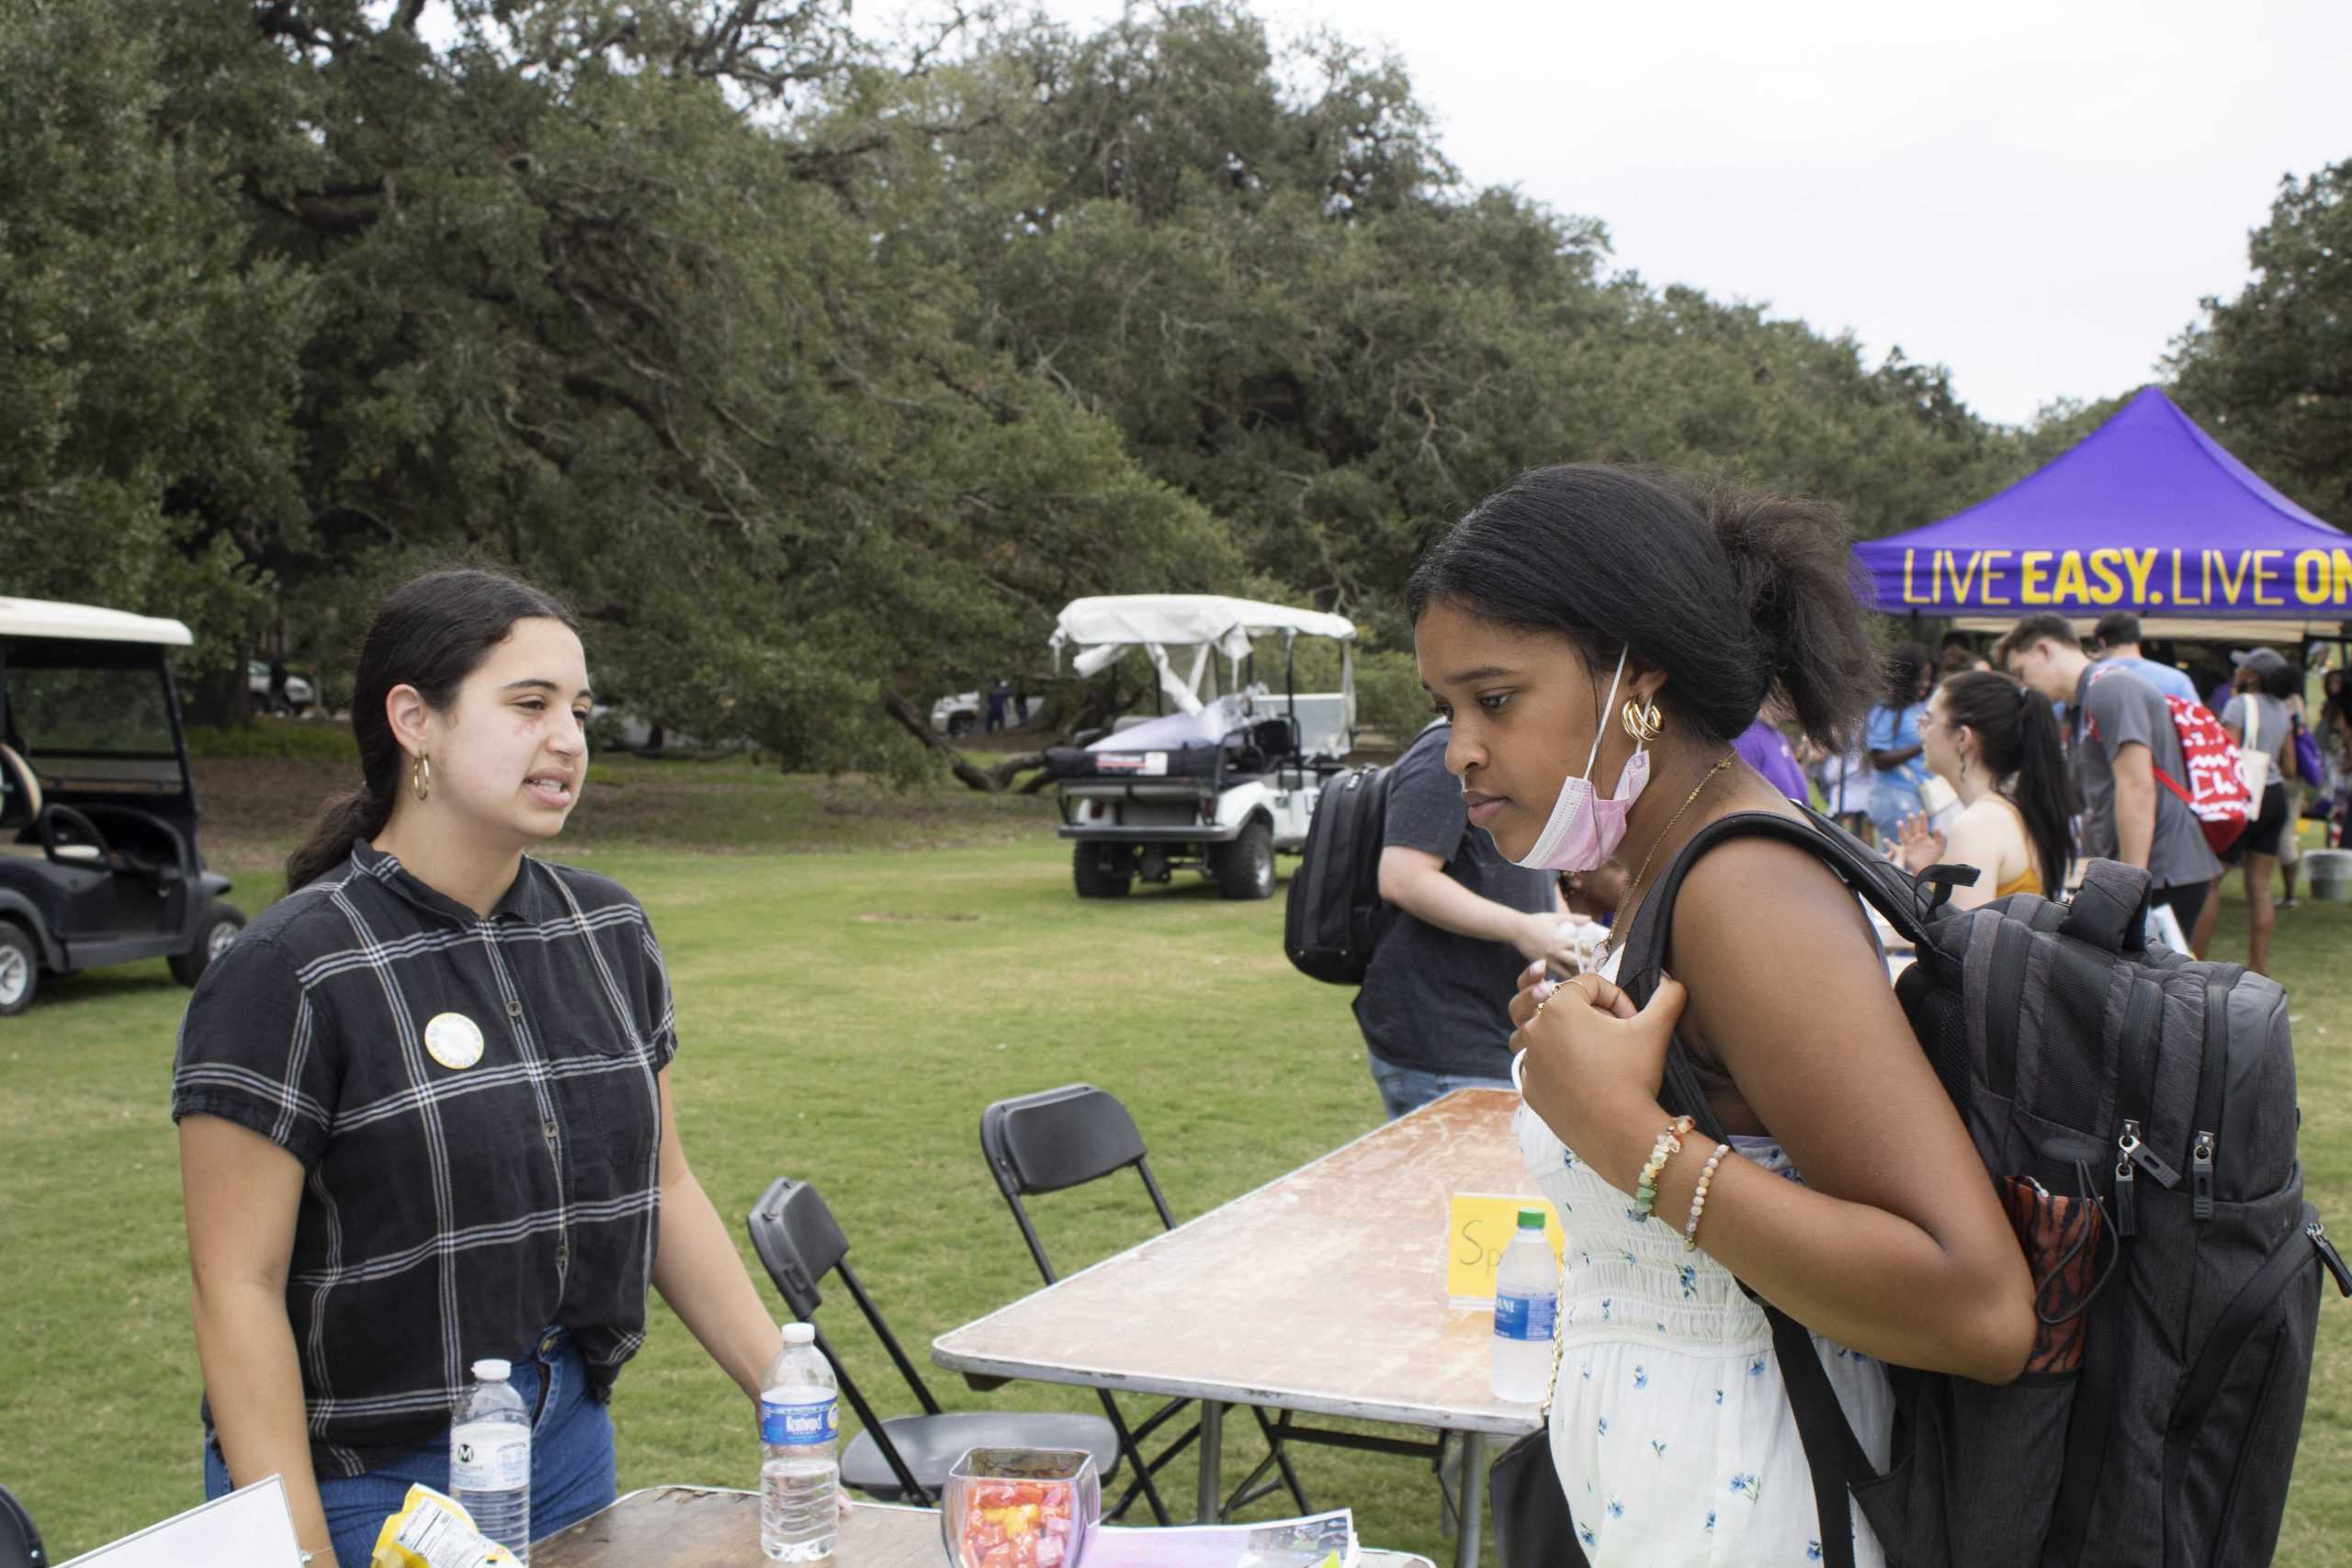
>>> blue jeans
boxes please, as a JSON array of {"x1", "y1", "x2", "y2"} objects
[
  {"x1": 1365, "y1": 1049, "x2": 1513, "y2": 1121},
  {"x1": 204, "y1": 1329, "x2": 617, "y2": 1568}
]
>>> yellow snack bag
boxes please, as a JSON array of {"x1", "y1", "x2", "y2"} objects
[{"x1": 370, "y1": 1484, "x2": 520, "y2": 1568}]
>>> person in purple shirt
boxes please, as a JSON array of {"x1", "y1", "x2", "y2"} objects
[{"x1": 1734, "y1": 712, "x2": 1811, "y2": 803}]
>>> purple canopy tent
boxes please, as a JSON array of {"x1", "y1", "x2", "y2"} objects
[{"x1": 1854, "y1": 386, "x2": 2350, "y2": 643}]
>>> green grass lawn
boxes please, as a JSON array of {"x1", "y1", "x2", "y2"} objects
[{"x1": 2, "y1": 760, "x2": 2346, "y2": 1562}]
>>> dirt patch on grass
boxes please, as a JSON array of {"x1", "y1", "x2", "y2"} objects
[{"x1": 194, "y1": 758, "x2": 360, "y2": 868}]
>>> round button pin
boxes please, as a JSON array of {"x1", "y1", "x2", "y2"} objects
[{"x1": 424, "y1": 1011, "x2": 485, "y2": 1071}]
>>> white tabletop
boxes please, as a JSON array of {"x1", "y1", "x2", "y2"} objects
[{"x1": 933, "y1": 1089, "x2": 1546, "y2": 1439}]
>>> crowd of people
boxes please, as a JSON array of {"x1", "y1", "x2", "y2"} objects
[
  {"x1": 169, "y1": 473, "x2": 2347, "y2": 1568},
  {"x1": 1355, "y1": 603, "x2": 2341, "y2": 1129},
  {"x1": 1783, "y1": 610, "x2": 2342, "y2": 976}
]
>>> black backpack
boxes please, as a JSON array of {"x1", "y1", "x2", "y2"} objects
[
  {"x1": 1283, "y1": 762, "x2": 1394, "y2": 984},
  {"x1": 1614, "y1": 808, "x2": 2350, "y2": 1568}
]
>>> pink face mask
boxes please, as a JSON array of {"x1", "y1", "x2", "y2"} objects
[{"x1": 1510, "y1": 649, "x2": 1651, "y2": 873}]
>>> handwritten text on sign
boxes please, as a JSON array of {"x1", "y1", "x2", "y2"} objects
[
  {"x1": 1446, "y1": 1192, "x2": 1566, "y2": 1307},
  {"x1": 1888, "y1": 547, "x2": 2352, "y2": 611}
]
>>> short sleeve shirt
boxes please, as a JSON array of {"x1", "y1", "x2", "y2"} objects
[
  {"x1": 2072, "y1": 666, "x2": 2224, "y2": 890},
  {"x1": 1352, "y1": 723, "x2": 1557, "y2": 1076},
  {"x1": 2221, "y1": 693, "x2": 2290, "y2": 772},
  {"x1": 1864, "y1": 704, "x2": 1930, "y2": 795},
  {"x1": 1732, "y1": 719, "x2": 1811, "y2": 804},
  {"x1": 2103, "y1": 656, "x2": 2199, "y2": 706},
  {"x1": 171, "y1": 842, "x2": 676, "y2": 1476}
]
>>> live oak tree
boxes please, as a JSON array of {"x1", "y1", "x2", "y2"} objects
[
  {"x1": 6, "y1": 0, "x2": 2233, "y2": 783},
  {"x1": 2167, "y1": 160, "x2": 2352, "y2": 525}
]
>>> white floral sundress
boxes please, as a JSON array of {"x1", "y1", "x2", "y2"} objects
[{"x1": 1517, "y1": 953, "x2": 1894, "y2": 1565}]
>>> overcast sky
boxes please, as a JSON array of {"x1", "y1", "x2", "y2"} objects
[{"x1": 874, "y1": 0, "x2": 2349, "y2": 426}]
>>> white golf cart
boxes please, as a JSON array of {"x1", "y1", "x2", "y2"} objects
[
  {"x1": 0, "y1": 598, "x2": 246, "y2": 1013},
  {"x1": 1046, "y1": 595, "x2": 1356, "y2": 899}
]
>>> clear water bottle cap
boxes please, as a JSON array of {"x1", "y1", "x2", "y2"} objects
[
  {"x1": 1517, "y1": 1207, "x2": 1546, "y2": 1230},
  {"x1": 472, "y1": 1359, "x2": 512, "y2": 1382},
  {"x1": 782, "y1": 1322, "x2": 815, "y2": 1345}
]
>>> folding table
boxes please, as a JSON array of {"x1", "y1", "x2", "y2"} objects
[{"x1": 933, "y1": 1089, "x2": 1545, "y2": 1568}]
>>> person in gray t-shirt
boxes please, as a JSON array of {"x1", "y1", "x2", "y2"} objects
[
  {"x1": 1352, "y1": 720, "x2": 1575, "y2": 1119},
  {"x1": 1999, "y1": 615, "x2": 2223, "y2": 935}
]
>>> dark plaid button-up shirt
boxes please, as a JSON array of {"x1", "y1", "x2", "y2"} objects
[{"x1": 171, "y1": 841, "x2": 675, "y2": 1476}]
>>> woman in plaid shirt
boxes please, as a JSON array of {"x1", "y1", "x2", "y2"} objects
[{"x1": 174, "y1": 570, "x2": 791, "y2": 1566}]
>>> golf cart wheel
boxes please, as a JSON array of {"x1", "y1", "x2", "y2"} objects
[
  {"x1": 947, "y1": 713, "x2": 975, "y2": 738},
  {"x1": 1210, "y1": 820, "x2": 1276, "y2": 901},
  {"x1": 170, "y1": 902, "x2": 248, "y2": 987},
  {"x1": 1073, "y1": 843, "x2": 1136, "y2": 898},
  {"x1": 0, "y1": 922, "x2": 38, "y2": 1016}
]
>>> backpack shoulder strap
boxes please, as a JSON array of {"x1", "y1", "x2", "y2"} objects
[{"x1": 1613, "y1": 807, "x2": 1938, "y2": 987}]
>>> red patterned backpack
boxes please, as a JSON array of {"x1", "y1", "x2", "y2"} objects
[{"x1": 2085, "y1": 666, "x2": 2251, "y2": 854}]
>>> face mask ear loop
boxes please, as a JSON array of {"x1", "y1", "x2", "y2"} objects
[{"x1": 1585, "y1": 648, "x2": 1629, "y2": 779}]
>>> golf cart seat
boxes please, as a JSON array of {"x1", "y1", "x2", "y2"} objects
[
  {"x1": 1044, "y1": 717, "x2": 1299, "y2": 784},
  {"x1": 1232, "y1": 716, "x2": 1296, "y2": 771},
  {"x1": 0, "y1": 744, "x2": 101, "y2": 864}
]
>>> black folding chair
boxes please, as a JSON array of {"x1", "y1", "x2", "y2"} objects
[
  {"x1": 748, "y1": 1176, "x2": 1121, "y2": 1506},
  {"x1": 0, "y1": 1485, "x2": 46, "y2": 1568},
  {"x1": 978, "y1": 1084, "x2": 1314, "y2": 1525}
]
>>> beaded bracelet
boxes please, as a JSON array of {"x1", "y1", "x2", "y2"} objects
[
  {"x1": 1682, "y1": 1141, "x2": 1731, "y2": 1250},
  {"x1": 1632, "y1": 1115, "x2": 1694, "y2": 1219}
]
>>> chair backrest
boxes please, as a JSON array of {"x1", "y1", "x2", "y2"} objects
[
  {"x1": 0, "y1": 1484, "x2": 46, "y2": 1568},
  {"x1": 980, "y1": 1083, "x2": 1151, "y2": 1197},
  {"x1": 979, "y1": 1084, "x2": 1174, "y2": 1283},
  {"x1": 745, "y1": 1178, "x2": 942, "y2": 1450},
  {"x1": 747, "y1": 1174, "x2": 851, "y2": 1321}
]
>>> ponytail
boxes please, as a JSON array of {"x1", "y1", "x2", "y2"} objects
[
  {"x1": 1939, "y1": 671, "x2": 2078, "y2": 891},
  {"x1": 282, "y1": 568, "x2": 578, "y2": 894},
  {"x1": 285, "y1": 785, "x2": 396, "y2": 894},
  {"x1": 2006, "y1": 689, "x2": 2078, "y2": 893}
]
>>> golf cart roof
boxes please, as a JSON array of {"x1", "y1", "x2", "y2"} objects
[
  {"x1": 1050, "y1": 595, "x2": 1355, "y2": 660},
  {"x1": 0, "y1": 597, "x2": 193, "y2": 649}
]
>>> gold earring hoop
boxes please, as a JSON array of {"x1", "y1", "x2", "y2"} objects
[
  {"x1": 412, "y1": 753, "x2": 433, "y2": 803},
  {"x1": 1621, "y1": 698, "x2": 1664, "y2": 744}
]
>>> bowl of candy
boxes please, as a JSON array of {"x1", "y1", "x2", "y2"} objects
[{"x1": 941, "y1": 1448, "x2": 1100, "y2": 1568}]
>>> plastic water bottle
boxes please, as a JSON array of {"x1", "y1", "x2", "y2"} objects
[
  {"x1": 761, "y1": 1322, "x2": 841, "y2": 1562},
  {"x1": 1491, "y1": 1206, "x2": 1558, "y2": 1403},
  {"x1": 450, "y1": 1358, "x2": 532, "y2": 1562}
]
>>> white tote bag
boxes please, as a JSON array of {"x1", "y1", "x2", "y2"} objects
[{"x1": 2239, "y1": 698, "x2": 2271, "y2": 798}]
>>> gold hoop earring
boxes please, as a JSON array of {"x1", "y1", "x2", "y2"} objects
[
  {"x1": 412, "y1": 753, "x2": 433, "y2": 803},
  {"x1": 1621, "y1": 698, "x2": 1664, "y2": 744}
]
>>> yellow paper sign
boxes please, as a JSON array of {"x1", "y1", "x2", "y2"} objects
[{"x1": 1446, "y1": 1192, "x2": 1565, "y2": 1307}]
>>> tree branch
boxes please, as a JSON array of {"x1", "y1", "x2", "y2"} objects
[{"x1": 880, "y1": 692, "x2": 1046, "y2": 792}]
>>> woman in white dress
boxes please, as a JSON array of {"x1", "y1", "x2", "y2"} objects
[{"x1": 1408, "y1": 467, "x2": 2036, "y2": 1565}]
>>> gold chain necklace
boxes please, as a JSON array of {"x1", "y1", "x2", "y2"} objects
[{"x1": 1596, "y1": 752, "x2": 1737, "y2": 965}]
